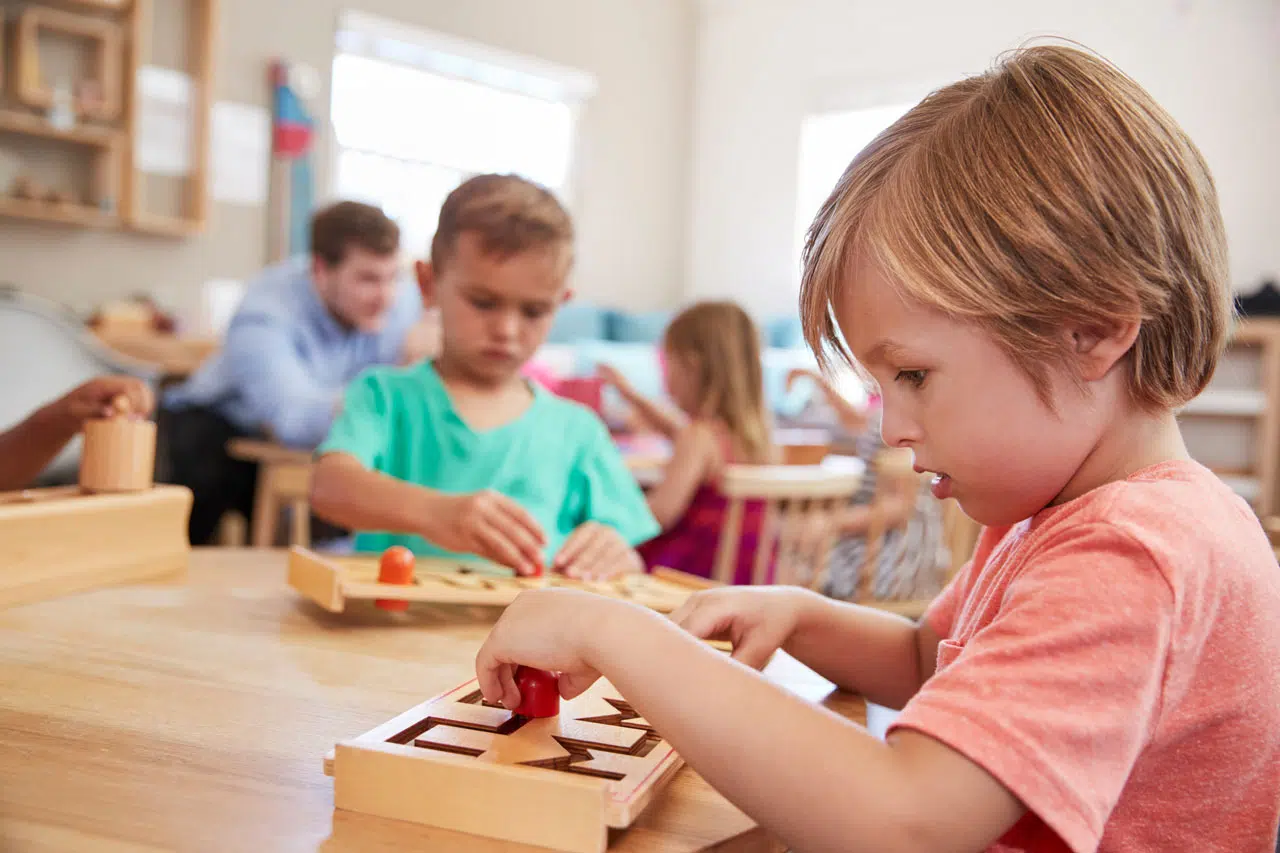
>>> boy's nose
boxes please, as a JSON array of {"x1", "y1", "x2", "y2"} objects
[
  {"x1": 878, "y1": 402, "x2": 922, "y2": 448},
  {"x1": 492, "y1": 311, "x2": 520, "y2": 340}
]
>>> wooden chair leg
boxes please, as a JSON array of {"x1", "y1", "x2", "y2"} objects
[
  {"x1": 289, "y1": 498, "x2": 310, "y2": 547},
  {"x1": 251, "y1": 465, "x2": 278, "y2": 548}
]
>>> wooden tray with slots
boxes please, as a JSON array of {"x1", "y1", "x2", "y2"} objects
[
  {"x1": 324, "y1": 676, "x2": 684, "y2": 853},
  {"x1": 288, "y1": 546, "x2": 717, "y2": 614}
]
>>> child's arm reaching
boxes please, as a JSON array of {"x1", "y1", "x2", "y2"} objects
[
  {"x1": 644, "y1": 421, "x2": 717, "y2": 529},
  {"x1": 0, "y1": 376, "x2": 153, "y2": 492},
  {"x1": 597, "y1": 364, "x2": 685, "y2": 439},
  {"x1": 671, "y1": 586, "x2": 942, "y2": 710},
  {"x1": 311, "y1": 452, "x2": 547, "y2": 576},
  {"x1": 476, "y1": 591, "x2": 1023, "y2": 853},
  {"x1": 787, "y1": 367, "x2": 869, "y2": 435}
]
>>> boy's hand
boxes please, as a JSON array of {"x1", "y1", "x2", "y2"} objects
[
  {"x1": 670, "y1": 586, "x2": 813, "y2": 669},
  {"x1": 428, "y1": 490, "x2": 547, "y2": 577},
  {"x1": 476, "y1": 589, "x2": 622, "y2": 706},
  {"x1": 553, "y1": 521, "x2": 641, "y2": 580},
  {"x1": 55, "y1": 376, "x2": 154, "y2": 426}
]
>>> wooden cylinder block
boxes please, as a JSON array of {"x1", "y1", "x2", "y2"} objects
[{"x1": 79, "y1": 417, "x2": 156, "y2": 493}]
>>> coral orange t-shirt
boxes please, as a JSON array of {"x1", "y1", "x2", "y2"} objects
[{"x1": 890, "y1": 460, "x2": 1280, "y2": 852}]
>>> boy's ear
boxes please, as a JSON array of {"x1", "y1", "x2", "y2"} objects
[
  {"x1": 414, "y1": 260, "x2": 437, "y2": 308},
  {"x1": 560, "y1": 287, "x2": 574, "y2": 305},
  {"x1": 1068, "y1": 320, "x2": 1140, "y2": 382}
]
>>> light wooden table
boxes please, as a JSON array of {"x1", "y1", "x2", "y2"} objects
[{"x1": 0, "y1": 548, "x2": 865, "y2": 852}]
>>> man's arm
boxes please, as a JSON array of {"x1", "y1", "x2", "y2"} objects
[{"x1": 221, "y1": 314, "x2": 341, "y2": 448}]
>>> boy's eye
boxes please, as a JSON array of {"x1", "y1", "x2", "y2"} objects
[
  {"x1": 895, "y1": 369, "x2": 928, "y2": 388},
  {"x1": 469, "y1": 297, "x2": 497, "y2": 311},
  {"x1": 521, "y1": 305, "x2": 551, "y2": 320}
]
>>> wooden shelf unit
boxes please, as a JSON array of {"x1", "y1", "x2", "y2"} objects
[
  {"x1": 1179, "y1": 318, "x2": 1280, "y2": 516},
  {"x1": 0, "y1": 0, "x2": 216, "y2": 235}
]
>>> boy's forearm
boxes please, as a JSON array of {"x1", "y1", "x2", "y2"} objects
[
  {"x1": 590, "y1": 605, "x2": 929, "y2": 853},
  {"x1": 783, "y1": 592, "x2": 926, "y2": 710},
  {"x1": 0, "y1": 403, "x2": 79, "y2": 492},
  {"x1": 310, "y1": 454, "x2": 437, "y2": 539}
]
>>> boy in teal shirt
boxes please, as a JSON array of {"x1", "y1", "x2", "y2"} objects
[{"x1": 311, "y1": 175, "x2": 658, "y2": 580}]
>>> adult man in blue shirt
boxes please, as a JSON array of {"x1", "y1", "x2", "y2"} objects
[{"x1": 162, "y1": 200, "x2": 432, "y2": 544}]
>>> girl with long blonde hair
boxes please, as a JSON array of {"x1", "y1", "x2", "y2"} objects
[{"x1": 600, "y1": 301, "x2": 776, "y2": 582}]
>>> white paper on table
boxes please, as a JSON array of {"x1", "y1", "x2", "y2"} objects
[
  {"x1": 135, "y1": 66, "x2": 193, "y2": 176},
  {"x1": 211, "y1": 102, "x2": 271, "y2": 206}
]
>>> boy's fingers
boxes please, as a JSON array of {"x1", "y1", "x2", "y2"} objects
[
  {"x1": 578, "y1": 535, "x2": 628, "y2": 580},
  {"x1": 494, "y1": 495, "x2": 546, "y2": 546},
  {"x1": 488, "y1": 510, "x2": 545, "y2": 574},
  {"x1": 476, "y1": 524, "x2": 537, "y2": 576},
  {"x1": 562, "y1": 529, "x2": 610, "y2": 579},
  {"x1": 558, "y1": 669, "x2": 599, "y2": 700},
  {"x1": 553, "y1": 525, "x2": 590, "y2": 569}
]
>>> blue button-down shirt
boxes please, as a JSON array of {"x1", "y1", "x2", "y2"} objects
[{"x1": 164, "y1": 257, "x2": 422, "y2": 448}]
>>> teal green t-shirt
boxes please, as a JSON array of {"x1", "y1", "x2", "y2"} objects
[{"x1": 317, "y1": 361, "x2": 660, "y2": 560}]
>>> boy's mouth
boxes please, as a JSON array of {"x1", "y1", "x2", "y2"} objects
[{"x1": 914, "y1": 464, "x2": 953, "y2": 500}]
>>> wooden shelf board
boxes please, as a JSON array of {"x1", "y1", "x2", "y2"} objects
[
  {"x1": 0, "y1": 108, "x2": 121, "y2": 147},
  {"x1": 1179, "y1": 389, "x2": 1267, "y2": 418},
  {"x1": 0, "y1": 196, "x2": 116, "y2": 227},
  {"x1": 127, "y1": 212, "x2": 202, "y2": 238},
  {"x1": 50, "y1": 0, "x2": 133, "y2": 9},
  {"x1": 1217, "y1": 474, "x2": 1261, "y2": 503}
]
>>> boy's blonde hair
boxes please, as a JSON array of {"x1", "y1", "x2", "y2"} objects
[
  {"x1": 800, "y1": 44, "x2": 1230, "y2": 410},
  {"x1": 664, "y1": 302, "x2": 774, "y2": 464},
  {"x1": 432, "y1": 174, "x2": 573, "y2": 271}
]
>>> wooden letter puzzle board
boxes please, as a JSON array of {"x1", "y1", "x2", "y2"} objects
[
  {"x1": 288, "y1": 546, "x2": 717, "y2": 614},
  {"x1": 325, "y1": 677, "x2": 683, "y2": 852}
]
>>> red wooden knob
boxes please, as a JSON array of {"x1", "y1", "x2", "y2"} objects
[
  {"x1": 514, "y1": 666, "x2": 560, "y2": 718},
  {"x1": 375, "y1": 546, "x2": 415, "y2": 611}
]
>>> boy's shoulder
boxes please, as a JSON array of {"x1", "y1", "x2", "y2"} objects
[
  {"x1": 529, "y1": 390, "x2": 612, "y2": 443},
  {"x1": 1036, "y1": 459, "x2": 1275, "y2": 598}
]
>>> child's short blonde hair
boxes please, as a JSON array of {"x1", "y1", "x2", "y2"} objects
[
  {"x1": 431, "y1": 174, "x2": 573, "y2": 271},
  {"x1": 800, "y1": 44, "x2": 1230, "y2": 410}
]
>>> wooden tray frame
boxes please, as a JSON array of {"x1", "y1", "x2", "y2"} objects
[
  {"x1": 288, "y1": 546, "x2": 717, "y2": 614},
  {"x1": 324, "y1": 676, "x2": 684, "y2": 853},
  {"x1": 0, "y1": 483, "x2": 192, "y2": 608}
]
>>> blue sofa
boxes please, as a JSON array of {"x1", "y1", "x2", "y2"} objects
[{"x1": 536, "y1": 303, "x2": 819, "y2": 421}]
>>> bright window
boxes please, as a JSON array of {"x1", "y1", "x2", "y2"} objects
[
  {"x1": 329, "y1": 14, "x2": 595, "y2": 258},
  {"x1": 793, "y1": 102, "x2": 916, "y2": 278}
]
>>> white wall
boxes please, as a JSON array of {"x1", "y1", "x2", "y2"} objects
[
  {"x1": 689, "y1": 0, "x2": 1280, "y2": 317},
  {"x1": 0, "y1": 0, "x2": 695, "y2": 322}
]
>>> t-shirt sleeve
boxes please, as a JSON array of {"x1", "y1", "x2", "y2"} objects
[
  {"x1": 315, "y1": 370, "x2": 392, "y2": 470},
  {"x1": 888, "y1": 523, "x2": 1175, "y2": 853},
  {"x1": 568, "y1": 414, "x2": 661, "y2": 546}
]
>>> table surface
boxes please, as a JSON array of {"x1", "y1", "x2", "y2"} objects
[{"x1": 0, "y1": 548, "x2": 864, "y2": 852}]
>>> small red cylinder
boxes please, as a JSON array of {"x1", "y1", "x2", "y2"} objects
[
  {"x1": 375, "y1": 546, "x2": 415, "y2": 611},
  {"x1": 514, "y1": 666, "x2": 560, "y2": 718}
]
